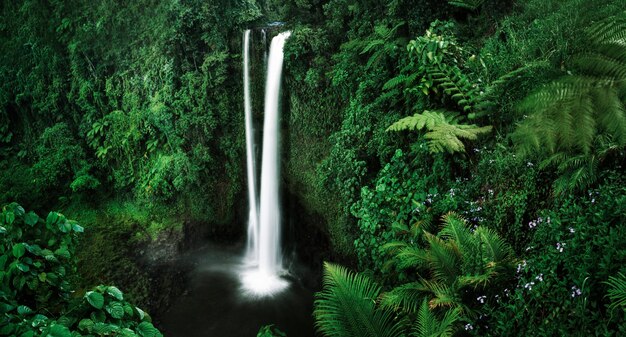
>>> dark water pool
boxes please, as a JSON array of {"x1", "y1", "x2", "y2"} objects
[{"x1": 156, "y1": 244, "x2": 316, "y2": 337}]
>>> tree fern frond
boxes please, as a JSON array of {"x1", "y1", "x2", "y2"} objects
[
  {"x1": 606, "y1": 272, "x2": 626, "y2": 311},
  {"x1": 388, "y1": 110, "x2": 491, "y2": 153},
  {"x1": 380, "y1": 281, "x2": 428, "y2": 314},
  {"x1": 314, "y1": 263, "x2": 406, "y2": 337},
  {"x1": 587, "y1": 13, "x2": 626, "y2": 45}
]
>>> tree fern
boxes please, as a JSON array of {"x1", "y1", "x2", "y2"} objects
[
  {"x1": 513, "y1": 12, "x2": 626, "y2": 194},
  {"x1": 387, "y1": 110, "x2": 492, "y2": 153},
  {"x1": 314, "y1": 262, "x2": 406, "y2": 337}
]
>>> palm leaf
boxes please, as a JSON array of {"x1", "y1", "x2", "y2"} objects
[
  {"x1": 314, "y1": 262, "x2": 406, "y2": 337},
  {"x1": 412, "y1": 299, "x2": 460, "y2": 337},
  {"x1": 606, "y1": 272, "x2": 626, "y2": 311}
]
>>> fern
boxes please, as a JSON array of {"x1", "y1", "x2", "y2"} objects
[
  {"x1": 606, "y1": 273, "x2": 626, "y2": 311},
  {"x1": 513, "y1": 12, "x2": 626, "y2": 194},
  {"x1": 387, "y1": 110, "x2": 492, "y2": 153},
  {"x1": 447, "y1": 0, "x2": 486, "y2": 11},
  {"x1": 314, "y1": 263, "x2": 405, "y2": 337}
]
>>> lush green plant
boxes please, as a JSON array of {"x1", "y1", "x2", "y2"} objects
[
  {"x1": 314, "y1": 262, "x2": 406, "y2": 337},
  {"x1": 351, "y1": 146, "x2": 452, "y2": 274},
  {"x1": 314, "y1": 262, "x2": 462, "y2": 337},
  {"x1": 0, "y1": 203, "x2": 162, "y2": 337},
  {"x1": 606, "y1": 273, "x2": 626, "y2": 312},
  {"x1": 382, "y1": 213, "x2": 516, "y2": 319},
  {"x1": 482, "y1": 174, "x2": 626, "y2": 336},
  {"x1": 512, "y1": 11, "x2": 626, "y2": 194},
  {"x1": 257, "y1": 325, "x2": 287, "y2": 337},
  {"x1": 387, "y1": 110, "x2": 492, "y2": 153}
]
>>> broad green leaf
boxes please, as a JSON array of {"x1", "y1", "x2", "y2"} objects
[
  {"x1": 72, "y1": 223, "x2": 84, "y2": 233},
  {"x1": 46, "y1": 212, "x2": 59, "y2": 226},
  {"x1": 19, "y1": 331, "x2": 35, "y2": 337},
  {"x1": 13, "y1": 243, "x2": 26, "y2": 258},
  {"x1": 46, "y1": 324, "x2": 72, "y2": 337},
  {"x1": 0, "y1": 302, "x2": 15, "y2": 313},
  {"x1": 17, "y1": 305, "x2": 33, "y2": 315},
  {"x1": 55, "y1": 247, "x2": 70, "y2": 259},
  {"x1": 5, "y1": 211, "x2": 15, "y2": 225},
  {"x1": 58, "y1": 220, "x2": 71, "y2": 233},
  {"x1": 93, "y1": 322, "x2": 118, "y2": 334},
  {"x1": 24, "y1": 212, "x2": 38, "y2": 226},
  {"x1": 106, "y1": 286, "x2": 124, "y2": 301},
  {"x1": 17, "y1": 263, "x2": 30, "y2": 272},
  {"x1": 85, "y1": 291, "x2": 105, "y2": 309},
  {"x1": 106, "y1": 301, "x2": 124, "y2": 319},
  {"x1": 137, "y1": 322, "x2": 160, "y2": 337},
  {"x1": 31, "y1": 314, "x2": 48, "y2": 327},
  {"x1": 78, "y1": 319, "x2": 94, "y2": 332},
  {"x1": 120, "y1": 328, "x2": 139, "y2": 337}
]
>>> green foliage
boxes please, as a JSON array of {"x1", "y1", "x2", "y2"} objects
[
  {"x1": 0, "y1": 203, "x2": 162, "y2": 337},
  {"x1": 314, "y1": 262, "x2": 406, "y2": 337},
  {"x1": 447, "y1": 0, "x2": 486, "y2": 10},
  {"x1": 512, "y1": 13, "x2": 626, "y2": 194},
  {"x1": 606, "y1": 273, "x2": 626, "y2": 312},
  {"x1": 387, "y1": 110, "x2": 492, "y2": 153},
  {"x1": 383, "y1": 213, "x2": 516, "y2": 319},
  {"x1": 257, "y1": 325, "x2": 287, "y2": 337},
  {"x1": 413, "y1": 299, "x2": 460, "y2": 337},
  {"x1": 483, "y1": 174, "x2": 626, "y2": 336},
  {"x1": 351, "y1": 147, "x2": 452, "y2": 273}
]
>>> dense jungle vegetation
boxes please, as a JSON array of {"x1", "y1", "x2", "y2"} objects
[{"x1": 2, "y1": 0, "x2": 626, "y2": 336}]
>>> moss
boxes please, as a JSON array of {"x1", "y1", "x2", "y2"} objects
[{"x1": 64, "y1": 200, "x2": 183, "y2": 308}]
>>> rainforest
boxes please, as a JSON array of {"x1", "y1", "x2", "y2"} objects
[{"x1": 2, "y1": 0, "x2": 626, "y2": 336}]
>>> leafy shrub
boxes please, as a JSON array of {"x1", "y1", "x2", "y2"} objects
[
  {"x1": 481, "y1": 173, "x2": 626, "y2": 336},
  {"x1": 351, "y1": 146, "x2": 453, "y2": 274},
  {"x1": 0, "y1": 202, "x2": 162, "y2": 337}
]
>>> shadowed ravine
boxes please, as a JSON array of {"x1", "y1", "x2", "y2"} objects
[{"x1": 157, "y1": 243, "x2": 315, "y2": 337}]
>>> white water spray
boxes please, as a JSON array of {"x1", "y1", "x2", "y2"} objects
[
  {"x1": 243, "y1": 29, "x2": 259, "y2": 265},
  {"x1": 241, "y1": 30, "x2": 291, "y2": 296}
]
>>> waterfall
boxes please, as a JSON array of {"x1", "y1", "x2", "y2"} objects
[
  {"x1": 258, "y1": 31, "x2": 290, "y2": 276},
  {"x1": 241, "y1": 30, "x2": 291, "y2": 296},
  {"x1": 243, "y1": 29, "x2": 259, "y2": 265}
]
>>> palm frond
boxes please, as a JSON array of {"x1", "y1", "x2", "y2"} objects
[
  {"x1": 314, "y1": 262, "x2": 406, "y2": 337},
  {"x1": 412, "y1": 299, "x2": 460, "y2": 337},
  {"x1": 380, "y1": 281, "x2": 428, "y2": 314},
  {"x1": 606, "y1": 272, "x2": 626, "y2": 311}
]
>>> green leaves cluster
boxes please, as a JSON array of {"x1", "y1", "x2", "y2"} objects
[
  {"x1": 387, "y1": 110, "x2": 492, "y2": 153},
  {"x1": 0, "y1": 203, "x2": 162, "y2": 337},
  {"x1": 513, "y1": 11, "x2": 626, "y2": 194}
]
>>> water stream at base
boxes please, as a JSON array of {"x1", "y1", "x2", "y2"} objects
[{"x1": 157, "y1": 244, "x2": 315, "y2": 337}]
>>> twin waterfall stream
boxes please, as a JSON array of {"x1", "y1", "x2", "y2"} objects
[
  {"x1": 157, "y1": 28, "x2": 315, "y2": 337},
  {"x1": 241, "y1": 29, "x2": 291, "y2": 296}
]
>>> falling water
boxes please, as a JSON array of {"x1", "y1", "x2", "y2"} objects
[
  {"x1": 241, "y1": 31, "x2": 291, "y2": 296},
  {"x1": 243, "y1": 29, "x2": 259, "y2": 265}
]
